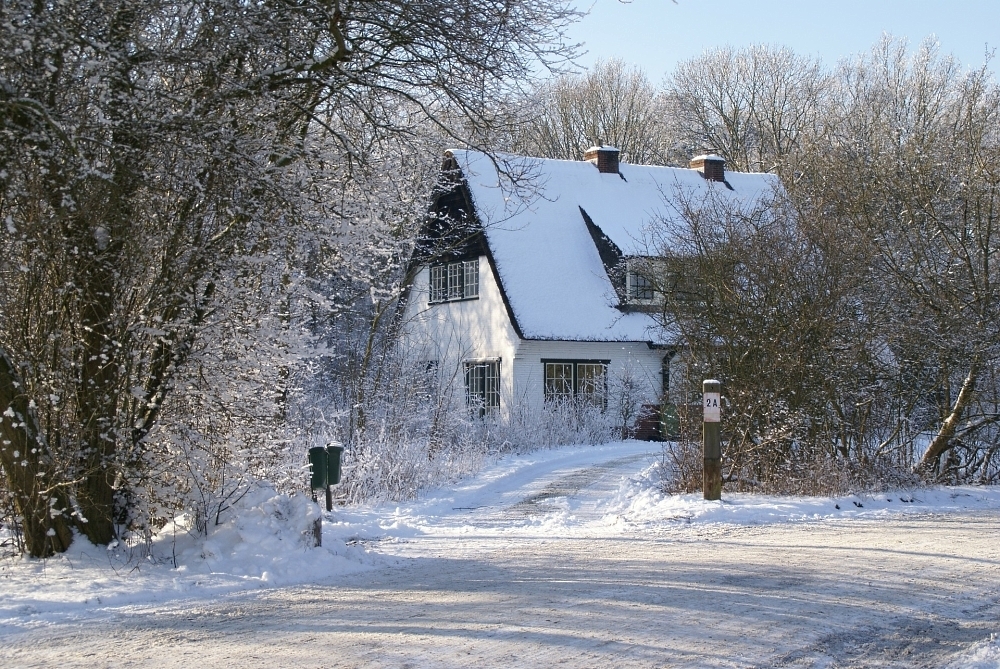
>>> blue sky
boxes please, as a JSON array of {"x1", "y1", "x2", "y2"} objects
[{"x1": 566, "y1": 0, "x2": 998, "y2": 79}]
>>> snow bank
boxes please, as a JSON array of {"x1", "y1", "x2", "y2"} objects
[
  {"x1": 288, "y1": 443, "x2": 1000, "y2": 545},
  {"x1": 0, "y1": 486, "x2": 380, "y2": 630},
  {"x1": 156, "y1": 486, "x2": 376, "y2": 586},
  {"x1": 606, "y1": 461, "x2": 1000, "y2": 527},
  {"x1": 948, "y1": 634, "x2": 1000, "y2": 669}
]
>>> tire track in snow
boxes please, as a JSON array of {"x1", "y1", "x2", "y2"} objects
[
  {"x1": 509, "y1": 453, "x2": 648, "y2": 514},
  {"x1": 481, "y1": 452, "x2": 650, "y2": 525}
]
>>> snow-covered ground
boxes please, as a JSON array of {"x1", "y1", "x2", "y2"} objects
[
  {"x1": 3, "y1": 440, "x2": 1000, "y2": 668},
  {"x1": 0, "y1": 486, "x2": 380, "y2": 632},
  {"x1": 332, "y1": 440, "x2": 1000, "y2": 540}
]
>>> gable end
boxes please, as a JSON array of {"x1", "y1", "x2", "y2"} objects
[{"x1": 400, "y1": 155, "x2": 526, "y2": 339}]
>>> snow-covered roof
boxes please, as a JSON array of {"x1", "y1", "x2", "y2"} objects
[{"x1": 446, "y1": 150, "x2": 782, "y2": 343}]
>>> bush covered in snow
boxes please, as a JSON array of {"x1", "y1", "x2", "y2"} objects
[
  {"x1": 302, "y1": 363, "x2": 620, "y2": 504},
  {"x1": 152, "y1": 485, "x2": 328, "y2": 580}
]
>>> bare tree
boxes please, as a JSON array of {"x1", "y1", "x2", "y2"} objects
[
  {"x1": 811, "y1": 38, "x2": 1000, "y2": 480},
  {"x1": 645, "y1": 186, "x2": 900, "y2": 493},
  {"x1": 0, "y1": 0, "x2": 580, "y2": 556},
  {"x1": 510, "y1": 58, "x2": 669, "y2": 164},
  {"x1": 652, "y1": 37, "x2": 1000, "y2": 487},
  {"x1": 663, "y1": 45, "x2": 828, "y2": 175}
]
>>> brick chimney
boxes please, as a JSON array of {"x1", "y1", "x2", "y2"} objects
[
  {"x1": 690, "y1": 153, "x2": 725, "y2": 182},
  {"x1": 584, "y1": 145, "x2": 620, "y2": 174}
]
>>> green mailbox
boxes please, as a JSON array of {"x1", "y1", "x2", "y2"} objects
[
  {"x1": 308, "y1": 446, "x2": 328, "y2": 490},
  {"x1": 326, "y1": 442, "x2": 344, "y2": 485}
]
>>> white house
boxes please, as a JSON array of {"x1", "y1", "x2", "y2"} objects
[{"x1": 399, "y1": 146, "x2": 781, "y2": 433}]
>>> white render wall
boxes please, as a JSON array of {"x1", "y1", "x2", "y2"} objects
[
  {"x1": 400, "y1": 255, "x2": 520, "y2": 407},
  {"x1": 401, "y1": 255, "x2": 679, "y2": 416},
  {"x1": 510, "y1": 340, "x2": 666, "y2": 413}
]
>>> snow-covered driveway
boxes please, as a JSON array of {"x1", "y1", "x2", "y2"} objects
[{"x1": 3, "y1": 442, "x2": 1000, "y2": 668}]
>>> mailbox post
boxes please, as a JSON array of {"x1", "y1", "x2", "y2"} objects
[
  {"x1": 307, "y1": 446, "x2": 328, "y2": 546},
  {"x1": 703, "y1": 379, "x2": 722, "y2": 500},
  {"x1": 306, "y1": 442, "x2": 347, "y2": 544}
]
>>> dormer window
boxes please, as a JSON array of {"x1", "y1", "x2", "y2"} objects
[
  {"x1": 628, "y1": 271, "x2": 654, "y2": 301},
  {"x1": 625, "y1": 258, "x2": 660, "y2": 305},
  {"x1": 430, "y1": 258, "x2": 479, "y2": 303}
]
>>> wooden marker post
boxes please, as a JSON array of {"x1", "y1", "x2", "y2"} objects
[{"x1": 703, "y1": 379, "x2": 722, "y2": 500}]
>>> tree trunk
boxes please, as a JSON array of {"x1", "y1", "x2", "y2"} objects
[
  {"x1": 917, "y1": 360, "x2": 979, "y2": 478},
  {"x1": 0, "y1": 348, "x2": 75, "y2": 557},
  {"x1": 72, "y1": 245, "x2": 120, "y2": 547}
]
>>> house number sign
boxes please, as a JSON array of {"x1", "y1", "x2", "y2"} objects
[{"x1": 704, "y1": 392, "x2": 721, "y2": 423}]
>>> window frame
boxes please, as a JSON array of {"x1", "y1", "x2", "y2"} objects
[
  {"x1": 429, "y1": 257, "x2": 480, "y2": 304},
  {"x1": 628, "y1": 270, "x2": 655, "y2": 301},
  {"x1": 624, "y1": 257, "x2": 664, "y2": 306},
  {"x1": 543, "y1": 362, "x2": 574, "y2": 403},
  {"x1": 541, "y1": 358, "x2": 609, "y2": 409},
  {"x1": 464, "y1": 358, "x2": 500, "y2": 418}
]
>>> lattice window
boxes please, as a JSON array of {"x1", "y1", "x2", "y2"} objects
[
  {"x1": 544, "y1": 362, "x2": 574, "y2": 402},
  {"x1": 576, "y1": 363, "x2": 607, "y2": 408},
  {"x1": 429, "y1": 259, "x2": 479, "y2": 303},
  {"x1": 463, "y1": 258, "x2": 479, "y2": 298},
  {"x1": 465, "y1": 360, "x2": 500, "y2": 417},
  {"x1": 447, "y1": 262, "x2": 463, "y2": 300},
  {"x1": 429, "y1": 265, "x2": 447, "y2": 302},
  {"x1": 628, "y1": 271, "x2": 654, "y2": 301},
  {"x1": 543, "y1": 360, "x2": 608, "y2": 409}
]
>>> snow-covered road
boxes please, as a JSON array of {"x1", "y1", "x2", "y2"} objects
[{"x1": 3, "y1": 442, "x2": 1000, "y2": 668}]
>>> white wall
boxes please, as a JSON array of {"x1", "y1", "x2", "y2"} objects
[
  {"x1": 399, "y1": 255, "x2": 520, "y2": 410},
  {"x1": 511, "y1": 340, "x2": 666, "y2": 412},
  {"x1": 401, "y1": 255, "x2": 681, "y2": 417}
]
